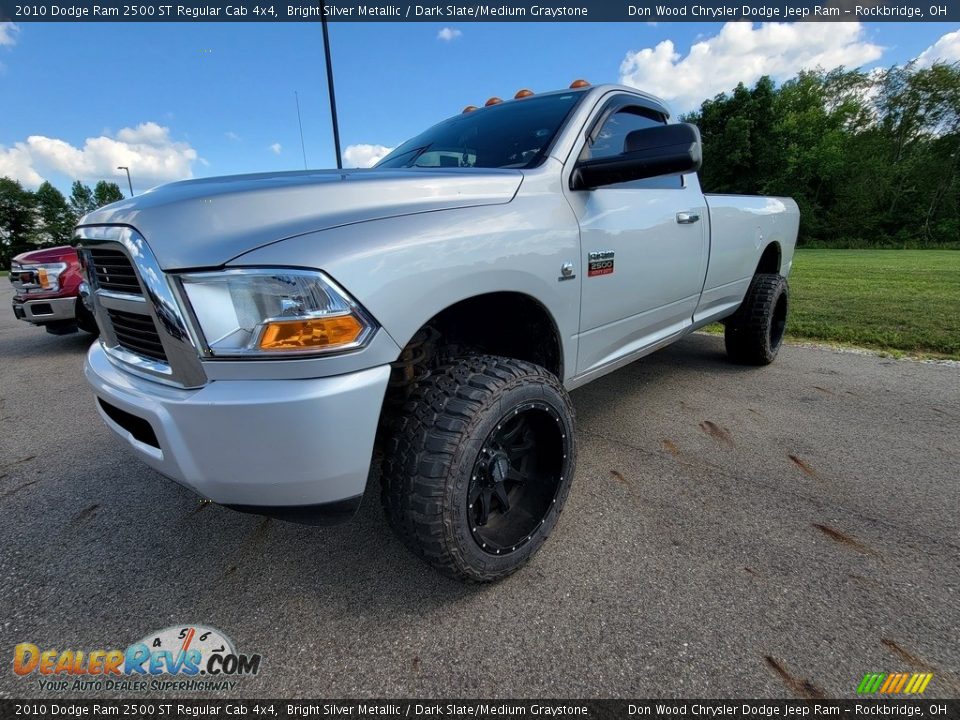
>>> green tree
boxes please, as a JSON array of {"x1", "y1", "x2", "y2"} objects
[
  {"x1": 69, "y1": 180, "x2": 96, "y2": 217},
  {"x1": 874, "y1": 62, "x2": 960, "y2": 244},
  {"x1": 683, "y1": 76, "x2": 781, "y2": 196},
  {"x1": 93, "y1": 181, "x2": 124, "y2": 207},
  {"x1": 0, "y1": 177, "x2": 38, "y2": 266},
  {"x1": 34, "y1": 181, "x2": 76, "y2": 247},
  {"x1": 685, "y1": 62, "x2": 960, "y2": 247},
  {"x1": 772, "y1": 68, "x2": 872, "y2": 242}
]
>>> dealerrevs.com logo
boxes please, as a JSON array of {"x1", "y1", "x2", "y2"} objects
[{"x1": 13, "y1": 625, "x2": 262, "y2": 693}]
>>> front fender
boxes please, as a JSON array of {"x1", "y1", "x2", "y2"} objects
[{"x1": 230, "y1": 198, "x2": 581, "y2": 383}]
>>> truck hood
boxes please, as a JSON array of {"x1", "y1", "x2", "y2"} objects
[
  {"x1": 13, "y1": 245, "x2": 78, "y2": 265},
  {"x1": 77, "y1": 168, "x2": 524, "y2": 269}
]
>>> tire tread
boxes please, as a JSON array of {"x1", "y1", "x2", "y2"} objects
[
  {"x1": 381, "y1": 354, "x2": 574, "y2": 582},
  {"x1": 725, "y1": 273, "x2": 788, "y2": 365}
]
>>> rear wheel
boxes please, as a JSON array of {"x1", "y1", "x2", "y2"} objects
[
  {"x1": 381, "y1": 354, "x2": 576, "y2": 582},
  {"x1": 725, "y1": 273, "x2": 788, "y2": 365}
]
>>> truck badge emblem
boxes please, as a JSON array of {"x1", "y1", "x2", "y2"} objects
[{"x1": 588, "y1": 251, "x2": 615, "y2": 277}]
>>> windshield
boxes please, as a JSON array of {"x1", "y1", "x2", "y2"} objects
[{"x1": 375, "y1": 91, "x2": 586, "y2": 170}]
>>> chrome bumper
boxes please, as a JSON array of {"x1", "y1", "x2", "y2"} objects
[{"x1": 12, "y1": 295, "x2": 76, "y2": 324}]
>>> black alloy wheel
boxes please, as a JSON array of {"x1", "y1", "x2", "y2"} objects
[
  {"x1": 725, "y1": 273, "x2": 790, "y2": 365},
  {"x1": 381, "y1": 354, "x2": 577, "y2": 582},
  {"x1": 467, "y1": 400, "x2": 570, "y2": 555}
]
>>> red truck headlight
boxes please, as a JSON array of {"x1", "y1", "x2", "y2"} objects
[{"x1": 17, "y1": 262, "x2": 68, "y2": 292}]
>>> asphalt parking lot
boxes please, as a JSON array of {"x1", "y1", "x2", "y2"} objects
[{"x1": 1, "y1": 281, "x2": 958, "y2": 700}]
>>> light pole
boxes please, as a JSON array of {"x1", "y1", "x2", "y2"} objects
[{"x1": 117, "y1": 166, "x2": 134, "y2": 196}]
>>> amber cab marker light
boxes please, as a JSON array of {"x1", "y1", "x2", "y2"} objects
[
  {"x1": 515, "y1": 89, "x2": 534, "y2": 99},
  {"x1": 462, "y1": 105, "x2": 478, "y2": 113},
  {"x1": 258, "y1": 315, "x2": 363, "y2": 351},
  {"x1": 485, "y1": 97, "x2": 503, "y2": 106},
  {"x1": 569, "y1": 79, "x2": 590, "y2": 89}
]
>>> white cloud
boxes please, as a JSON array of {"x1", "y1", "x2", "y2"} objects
[
  {"x1": 619, "y1": 22, "x2": 884, "y2": 112},
  {"x1": 0, "y1": 122, "x2": 198, "y2": 189},
  {"x1": 270, "y1": 142, "x2": 282, "y2": 155},
  {"x1": 0, "y1": 145, "x2": 42, "y2": 186},
  {"x1": 0, "y1": 22, "x2": 19, "y2": 47},
  {"x1": 916, "y1": 30, "x2": 960, "y2": 67},
  {"x1": 225, "y1": 131, "x2": 241, "y2": 141},
  {"x1": 437, "y1": 27, "x2": 462, "y2": 42},
  {"x1": 343, "y1": 143, "x2": 394, "y2": 168}
]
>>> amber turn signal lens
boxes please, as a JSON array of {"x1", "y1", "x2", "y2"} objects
[
  {"x1": 485, "y1": 97, "x2": 503, "y2": 106},
  {"x1": 462, "y1": 105, "x2": 478, "y2": 113},
  {"x1": 37, "y1": 268, "x2": 50, "y2": 289},
  {"x1": 258, "y1": 314, "x2": 363, "y2": 351},
  {"x1": 514, "y1": 89, "x2": 534, "y2": 99},
  {"x1": 569, "y1": 79, "x2": 590, "y2": 89}
]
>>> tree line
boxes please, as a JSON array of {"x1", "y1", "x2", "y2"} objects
[
  {"x1": 683, "y1": 62, "x2": 960, "y2": 248},
  {"x1": 0, "y1": 179, "x2": 124, "y2": 266}
]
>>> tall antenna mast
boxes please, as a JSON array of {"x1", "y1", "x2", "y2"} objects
[{"x1": 295, "y1": 91, "x2": 308, "y2": 170}]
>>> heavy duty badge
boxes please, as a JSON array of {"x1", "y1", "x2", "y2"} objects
[{"x1": 588, "y1": 251, "x2": 615, "y2": 277}]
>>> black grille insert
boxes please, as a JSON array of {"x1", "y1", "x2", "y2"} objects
[
  {"x1": 97, "y1": 398, "x2": 160, "y2": 448},
  {"x1": 88, "y1": 247, "x2": 141, "y2": 295},
  {"x1": 107, "y1": 309, "x2": 168, "y2": 363}
]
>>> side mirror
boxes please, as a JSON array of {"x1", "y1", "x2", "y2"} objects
[{"x1": 571, "y1": 123, "x2": 702, "y2": 190}]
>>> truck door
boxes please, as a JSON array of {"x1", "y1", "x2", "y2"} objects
[{"x1": 564, "y1": 98, "x2": 708, "y2": 377}]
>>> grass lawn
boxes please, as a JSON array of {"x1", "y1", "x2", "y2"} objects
[{"x1": 786, "y1": 249, "x2": 959, "y2": 359}]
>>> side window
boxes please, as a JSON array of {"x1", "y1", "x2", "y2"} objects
[{"x1": 581, "y1": 106, "x2": 683, "y2": 189}]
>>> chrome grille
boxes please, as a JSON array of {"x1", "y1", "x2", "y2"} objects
[
  {"x1": 76, "y1": 226, "x2": 207, "y2": 388},
  {"x1": 106, "y1": 308, "x2": 168, "y2": 362},
  {"x1": 8, "y1": 263, "x2": 27, "y2": 292},
  {"x1": 87, "y1": 247, "x2": 141, "y2": 295}
]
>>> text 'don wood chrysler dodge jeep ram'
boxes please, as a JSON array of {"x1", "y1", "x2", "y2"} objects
[{"x1": 78, "y1": 82, "x2": 799, "y2": 582}]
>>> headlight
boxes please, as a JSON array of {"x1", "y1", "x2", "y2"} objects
[
  {"x1": 18, "y1": 262, "x2": 68, "y2": 292},
  {"x1": 177, "y1": 269, "x2": 376, "y2": 358}
]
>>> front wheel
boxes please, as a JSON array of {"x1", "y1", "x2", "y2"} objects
[
  {"x1": 725, "y1": 273, "x2": 789, "y2": 365},
  {"x1": 381, "y1": 355, "x2": 576, "y2": 582},
  {"x1": 76, "y1": 297, "x2": 100, "y2": 336}
]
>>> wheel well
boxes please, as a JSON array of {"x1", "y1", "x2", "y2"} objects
[
  {"x1": 383, "y1": 292, "x2": 562, "y2": 413},
  {"x1": 756, "y1": 242, "x2": 781, "y2": 275}
]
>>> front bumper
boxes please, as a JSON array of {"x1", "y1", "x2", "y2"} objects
[
  {"x1": 84, "y1": 342, "x2": 391, "y2": 521},
  {"x1": 12, "y1": 295, "x2": 76, "y2": 324}
]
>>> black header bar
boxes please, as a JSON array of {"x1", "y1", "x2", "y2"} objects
[
  {"x1": 1, "y1": 699, "x2": 958, "y2": 720},
  {"x1": 1, "y1": 0, "x2": 957, "y2": 22}
]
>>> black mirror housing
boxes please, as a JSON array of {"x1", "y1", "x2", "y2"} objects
[{"x1": 571, "y1": 123, "x2": 703, "y2": 190}]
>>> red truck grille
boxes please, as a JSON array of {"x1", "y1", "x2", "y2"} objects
[{"x1": 87, "y1": 248, "x2": 142, "y2": 295}]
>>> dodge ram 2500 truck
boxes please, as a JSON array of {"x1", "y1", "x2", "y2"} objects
[
  {"x1": 77, "y1": 83, "x2": 799, "y2": 582},
  {"x1": 10, "y1": 245, "x2": 98, "y2": 335}
]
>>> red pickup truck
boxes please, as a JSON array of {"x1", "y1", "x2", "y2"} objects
[{"x1": 10, "y1": 246, "x2": 98, "y2": 336}]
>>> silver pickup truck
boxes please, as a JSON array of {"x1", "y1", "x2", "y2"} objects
[{"x1": 78, "y1": 83, "x2": 799, "y2": 582}]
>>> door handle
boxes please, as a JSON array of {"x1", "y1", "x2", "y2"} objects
[{"x1": 676, "y1": 212, "x2": 700, "y2": 224}]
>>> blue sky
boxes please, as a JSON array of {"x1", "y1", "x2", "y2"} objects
[{"x1": 0, "y1": 21, "x2": 958, "y2": 193}]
